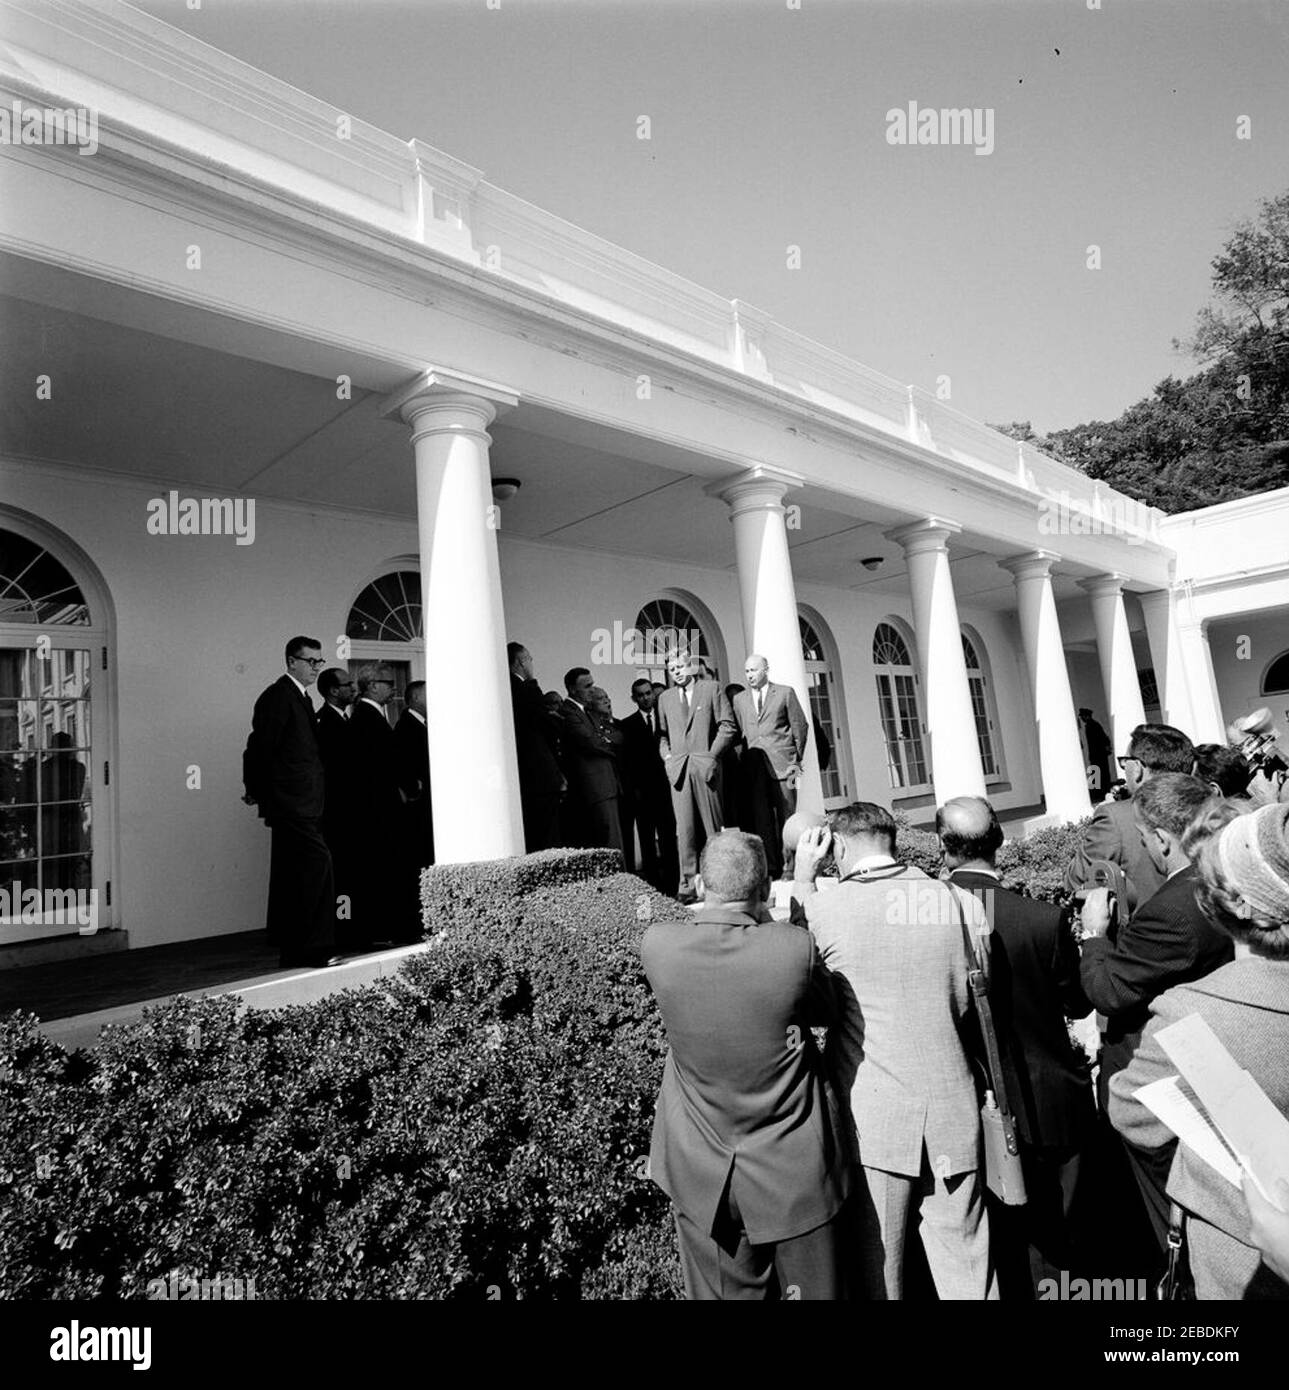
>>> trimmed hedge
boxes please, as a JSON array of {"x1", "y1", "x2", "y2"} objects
[{"x1": 0, "y1": 850, "x2": 682, "y2": 1300}]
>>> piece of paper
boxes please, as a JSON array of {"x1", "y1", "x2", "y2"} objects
[
  {"x1": 1133, "y1": 1075, "x2": 1243, "y2": 1188},
  {"x1": 1156, "y1": 1013, "x2": 1289, "y2": 1206}
]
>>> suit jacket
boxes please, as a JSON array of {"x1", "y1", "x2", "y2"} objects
[
  {"x1": 949, "y1": 868, "x2": 1094, "y2": 1150},
  {"x1": 1109, "y1": 958, "x2": 1289, "y2": 1300},
  {"x1": 796, "y1": 865, "x2": 990, "y2": 1178},
  {"x1": 559, "y1": 699, "x2": 621, "y2": 806},
  {"x1": 657, "y1": 680, "x2": 737, "y2": 791},
  {"x1": 620, "y1": 708, "x2": 668, "y2": 804},
  {"x1": 347, "y1": 699, "x2": 402, "y2": 829},
  {"x1": 642, "y1": 907, "x2": 853, "y2": 1244},
  {"x1": 314, "y1": 702, "x2": 356, "y2": 840},
  {"x1": 242, "y1": 674, "x2": 325, "y2": 822},
  {"x1": 393, "y1": 709, "x2": 433, "y2": 864},
  {"x1": 1080, "y1": 863, "x2": 1235, "y2": 1058},
  {"x1": 510, "y1": 675, "x2": 563, "y2": 801},
  {"x1": 1065, "y1": 795, "x2": 1164, "y2": 914},
  {"x1": 733, "y1": 681, "x2": 809, "y2": 782}
]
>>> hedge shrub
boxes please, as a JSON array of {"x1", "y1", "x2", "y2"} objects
[
  {"x1": 897, "y1": 816, "x2": 1087, "y2": 903},
  {"x1": 0, "y1": 849, "x2": 682, "y2": 1300}
]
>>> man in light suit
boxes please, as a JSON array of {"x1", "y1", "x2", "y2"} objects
[
  {"x1": 241, "y1": 636, "x2": 339, "y2": 969},
  {"x1": 657, "y1": 652, "x2": 737, "y2": 904},
  {"x1": 733, "y1": 655, "x2": 810, "y2": 879},
  {"x1": 793, "y1": 802, "x2": 997, "y2": 1300},
  {"x1": 559, "y1": 667, "x2": 624, "y2": 853},
  {"x1": 642, "y1": 830, "x2": 854, "y2": 1299},
  {"x1": 1065, "y1": 723, "x2": 1195, "y2": 914}
]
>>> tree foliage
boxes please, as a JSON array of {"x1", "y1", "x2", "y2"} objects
[{"x1": 990, "y1": 190, "x2": 1289, "y2": 513}]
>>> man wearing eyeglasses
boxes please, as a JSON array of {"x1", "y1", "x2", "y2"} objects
[
  {"x1": 1064, "y1": 723, "x2": 1195, "y2": 916},
  {"x1": 242, "y1": 636, "x2": 340, "y2": 969}
]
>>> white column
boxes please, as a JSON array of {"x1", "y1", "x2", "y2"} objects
[
  {"x1": 886, "y1": 518, "x2": 987, "y2": 802},
  {"x1": 1079, "y1": 574, "x2": 1147, "y2": 757},
  {"x1": 708, "y1": 466, "x2": 823, "y2": 813},
  {"x1": 1001, "y1": 551, "x2": 1093, "y2": 822},
  {"x1": 384, "y1": 369, "x2": 524, "y2": 862},
  {"x1": 1138, "y1": 588, "x2": 1226, "y2": 743}
]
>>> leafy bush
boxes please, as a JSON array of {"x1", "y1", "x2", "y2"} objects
[
  {"x1": 0, "y1": 850, "x2": 683, "y2": 1300},
  {"x1": 897, "y1": 816, "x2": 1088, "y2": 903}
]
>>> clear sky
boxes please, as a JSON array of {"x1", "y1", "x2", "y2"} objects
[{"x1": 128, "y1": 0, "x2": 1289, "y2": 433}]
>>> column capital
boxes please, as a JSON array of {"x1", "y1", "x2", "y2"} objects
[
  {"x1": 884, "y1": 516, "x2": 963, "y2": 554},
  {"x1": 705, "y1": 464, "x2": 805, "y2": 512},
  {"x1": 382, "y1": 367, "x2": 519, "y2": 431},
  {"x1": 1077, "y1": 573, "x2": 1129, "y2": 598},
  {"x1": 1000, "y1": 549, "x2": 1061, "y2": 581}
]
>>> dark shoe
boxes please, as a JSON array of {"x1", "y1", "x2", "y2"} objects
[{"x1": 676, "y1": 884, "x2": 699, "y2": 906}]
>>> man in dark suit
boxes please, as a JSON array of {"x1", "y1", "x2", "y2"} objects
[
  {"x1": 347, "y1": 664, "x2": 406, "y2": 946},
  {"x1": 314, "y1": 667, "x2": 359, "y2": 949},
  {"x1": 1066, "y1": 723, "x2": 1194, "y2": 914},
  {"x1": 620, "y1": 677, "x2": 679, "y2": 894},
  {"x1": 1078, "y1": 708, "x2": 1113, "y2": 798},
  {"x1": 559, "y1": 667, "x2": 624, "y2": 853},
  {"x1": 394, "y1": 679, "x2": 433, "y2": 941},
  {"x1": 940, "y1": 795, "x2": 1096, "y2": 1296},
  {"x1": 1077, "y1": 772, "x2": 1235, "y2": 1252},
  {"x1": 733, "y1": 655, "x2": 810, "y2": 879},
  {"x1": 657, "y1": 652, "x2": 738, "y2": 903},
  {"x1": 507, "y1": 642, "x2": 565, "y2": 851},
  {"x1": 641, "y1": 829, "x2": 853, "y2": 1299},
  {"x1": 241, "y1": 636, "x2": 339, "y2": 969}
]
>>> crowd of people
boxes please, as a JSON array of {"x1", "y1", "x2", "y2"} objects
[
  {"x1": 640, "y1": 720, "x2": 1289, "y2": 1301},
  {"x1": 240, "y1": 636, "x2": 1289, "y2": 1303},
  {"x1": 241, "y1": 638, "x2": 430, "y2": 967},
  {"x1": 507, "y1": 642, "x2": 811, "y2": 901}
]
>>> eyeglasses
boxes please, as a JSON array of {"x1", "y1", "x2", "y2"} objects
[
  {"x1": 1117, "y1": 755, "x2": 1141, "y2": 768},
  {"x1": 292, "y1": 656, "x2": 327, "y2": 668}
]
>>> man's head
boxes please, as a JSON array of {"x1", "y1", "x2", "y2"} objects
[
  {"x1": 699, "y1": 830, "x2": 768, "y2": 907},
  {"x1": 668, "y1": 652, "x2": 694, "y2": 688},
  {"x1": 1119, "y1": 723, "x2": 1195, "y2": 794},
  {"x1": 631, "y1": 677, "x2": 657, "y2": 713},
  {"x1": 744, "y1": 655, "x2": 770, "y2": 691},
  {"x1": 1133, "y1": 772, "x2": 1215, "y2": 876},
  {"x1": 406, "y1": 680, "x2": 427, "y2": 716},
  {"x1": 1193, "y1": 743, "x2": 1253, "y2": 800},
  {"x1": 1078, "y1": 707, "x2": 1092, "y2": 721},
  {"x1": 542, "y1": 690, "x2": 565, "y2": 713},
  {"x1": 284, "y1": 635, "x2": 325, "y2": 689},
  {"x1": 782, "y1": 809, "x2": 826, "y2": 879},
  {"x1": 588, "y1": 686, "x2": 612, "y2": 717},
  {"x1": 828, "y1": 801, "x2": 898, "y2": 869},
  {"x1": 317, "y1": 667, "x2": 355, "y2": 709},
  {"x1": 936, "y1": 796, "x2": 1004, "y2": 869},
  {"x1": 507, "y1": 642, "x2": 533, "y2": 680},
  {"x1": 564, "y1": 667, "x2": 594, "y2": 704},
  {"x1": 355, "y1": 663, "x2": 396, "y2": 705}
]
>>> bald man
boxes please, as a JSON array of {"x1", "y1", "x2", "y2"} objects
[
  {"x1": 732, "y1": 656, "x2": 810, "y2": 879},
  {"x1": 641, "y1": 829, "x2": 853, "y2": 1299},
  {"x1": 939, "y1": 796, "x2": 1095, "y2": 1297}
]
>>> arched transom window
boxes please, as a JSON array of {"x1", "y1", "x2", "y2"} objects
[{"x1": 346, "y1": 571, "x2": 422, "y2": 642}]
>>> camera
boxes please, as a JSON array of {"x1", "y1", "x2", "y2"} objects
[
  {"x1": 1227, "y1": 707, "x2": 1289, "y2": 781},
  {"x1": 1065, "y1": 858, "x2": 1124, "y2": 943}
]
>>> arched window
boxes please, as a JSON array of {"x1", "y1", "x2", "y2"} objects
[
  {"x1": 873, "y1": 621, "x2": 928, "y2": 790},
  {"x1": 800, "y1": 611, "x2": 852, "y2": 803},
  {"x1": 961, "y1": 631, "x2": 1000, "y2": 778},
  {"x1": 344, "y1": 567, "x2": 423, "y2": 722},
  {"x1": 635, "y1": 596, "x2": 717, "y2": 686},
  {"x1": 1, "y1": 522, "x2": 110, "y2": 939},
  {"x1": 1263, "y1": 650, "x2": 1289, "y2": 695}
]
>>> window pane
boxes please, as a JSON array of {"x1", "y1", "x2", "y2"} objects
[{"x1": 0, "y1": 804, "x2": 37, "y2": 861}]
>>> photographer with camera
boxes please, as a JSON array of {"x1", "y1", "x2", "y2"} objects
[
  {"x1": 1228, "y1": 708, "x2": 1289, "y2": 808},
  {"x1": 1077, "y1": 773, "x2": 1235, "y2": 1257},
  {"x1": 1065, "y1": 723, "x2": 1195, "y2": 914}
]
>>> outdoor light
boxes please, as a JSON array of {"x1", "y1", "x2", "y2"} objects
[
  {"x1": 860, "y1": 556, "x2": 884, "y2": 571},
  {"x1": 491, "y1": 478, "x2": 521, "y2": 503}
]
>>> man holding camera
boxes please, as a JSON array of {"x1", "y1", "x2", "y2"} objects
[{"x1": 1065, "y1": 723, "x2": 1195, "y2": 914}]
